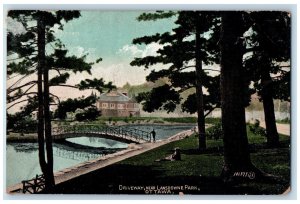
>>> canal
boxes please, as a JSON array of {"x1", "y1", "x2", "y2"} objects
[{"x1": 6, "y1": 124, "x2": 195, "y2": 187}]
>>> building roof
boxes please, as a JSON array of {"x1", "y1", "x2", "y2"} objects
[{"x1": 98, "y1": 91, "x2": 135, "y2": 102}]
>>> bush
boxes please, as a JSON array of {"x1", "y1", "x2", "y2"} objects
[
  {"x1": 7, "y1": 114, "x2": 37, "y2": 134},
  {"x1": 75, "y1": 107, "x2": 100, "y2": 121},
  {"x1": 276, "y1": 117, "x2": 290, "y2": 124},
  {"x1": 205, "y1": 117, "x2": 222, "y2": 125},
  {"x1": 163, "y1": 117, "x2": 197, "y2": 123},
  {"x1": 206, "y1": 122, "x2": 223, "y2": 140},
  {"x1": 249, "y1": 119, "x2": 266, "y2": 137}
]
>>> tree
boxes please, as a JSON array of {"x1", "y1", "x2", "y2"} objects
[
  {"x1": 75, "y1": 107, "x2": 101, "y2": 121},
  {"x1": 54, "y1": 94, "x2": 99, "y2": 120},
  {"x1": 7, "y1": 11, "x2": 114, "y2": 191},
  {"x1": 131, "y1": 11, "x2": 221, "y2": 150},
  {"x1": 244, "y1": 11, "x2": 291, "y2": 147},
  {"x1": 220, "y1": 11, "x2": 257, "y2": 180}
]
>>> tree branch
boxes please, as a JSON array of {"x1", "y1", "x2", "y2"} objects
[
  {"x1": 7, "y1": 81, "x2": 37, "y2": 94},
  {"x1": 23, "y1": 83, "x2": 36, "y2": 95},
  {"x1": 7, "y1": 99, "x2": 29, "y2": 110},
  {"x1": 49, "y1": 93, "x2": 61, "y2": 104},
  {"x1": 7, "y1": 92, "x2": 37, "y2": 103},
  {"x1": 204, "y1": 106, "x2": 217, "y2": 118},
  {"x1": 50, "y1": 84, "x2": 78, "y2": 89},
  {"x1": 7, "y1": 74, "x2": 32, "y2": 90}
]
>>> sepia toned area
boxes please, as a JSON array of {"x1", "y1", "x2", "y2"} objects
[{"x1": 6, "y1": 10, "x2": 290, "y2": 195}]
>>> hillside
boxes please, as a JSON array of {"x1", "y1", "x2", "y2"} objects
[{"x1": 118, "y1": 82, "x2": 290, "y2": 116}]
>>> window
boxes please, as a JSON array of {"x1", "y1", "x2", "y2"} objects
[
  {"x1": 110, "y1": 103, "x2": 115, "y2": 109},
  {"x1": 102, "y1": 103, "x2": 108, "y2": 109}
]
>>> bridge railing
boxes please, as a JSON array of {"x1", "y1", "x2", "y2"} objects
[{"x1": 52, "y1": 124, "x2": 151, "y2": 143}]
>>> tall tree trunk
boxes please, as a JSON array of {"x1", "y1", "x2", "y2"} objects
[
  {"x1": 220, "y1": 12, "x2": 256, "y2": 180},
  {"x1": 44, "y1": 43, "x2": 55, "y2": 190},
  {"x1": 195, "y1": 12, "x2": 206, "y2": 151},
  {"x1": 37, "y1": 13, "x2": 47, "y2": 177},
  {"x1": 261, "y1": 69, "x2": 279, "y2": 147},
  {"x1": 37, "y1": 12, "x2": 55, "y2": 192}
]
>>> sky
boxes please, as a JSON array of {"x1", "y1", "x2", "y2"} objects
[
  {"x1": 52, "y1": 11, "x2": 177, "y2": 87},
  {"x1": 6, "y1": 11, "x2": 178, "y2": 112}
]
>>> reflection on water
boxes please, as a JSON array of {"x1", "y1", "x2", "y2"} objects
[
  {"x1": 66, "y1": 137, "x2": 128, "y2": 149},
  {"x1": 6, "y1": 137, "x2": 127, "y2": 187},
  {"x1": 6, "y1": 125, "x2": 194, "y2": 187}
]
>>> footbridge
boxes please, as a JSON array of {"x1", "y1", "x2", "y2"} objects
[{"x1": 52, "y1": 124, "x2": 152, "y2": 144}]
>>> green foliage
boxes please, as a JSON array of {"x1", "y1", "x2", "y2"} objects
[
  {"x1": 7, "y1": 60, "x2": 35, "y2": 75},
  {"x1": 54, "y1": 95, "x2": 97, "y2": 119},
  {"x1": 75, "y1": 107, "x2": 101, "y2": 121},
  {"x1": 7, "y1": 96, "x2": 40, "y2": 132},
  {"x1": 276, "y1": 117, "x2": 290, "y2": 124},
  {"x1": 131, "y1": 11, "x2": 221, "y2": 116},
  {"x1": 206, "y1": 122, "x2": 223, "y2": 140},
  {"x1": 77, "y1": 78, "x2": 116, "y2": 94},
  {"x1": 7, "y1": 114, "x2": 37, "y2": 133},
  {"x1": 163, "y1": 117, "x2": 197, "y2": 123},
  {"x1": 137, "y1": 11, "x2": 177, "y2": 21},
  {"x1": 205, "y1": 117, "x2": 221, "y2": 124},
  {"x1": 49, "y1": 73, "x2": 70, "y2": 86},
  {"x1": 7, "y1": 10, "x2": 114, "y2": 113},
  {"x1": 136, "y1": 84, "x2": 181, "y2": 113},
  {"x1": 249, "y1": 119, "x2": 267, "y2": 137},
  {"x1": 153, "y1": 119, "x2": 164, "y2": 124},
  {"x1": 95, "y1": 116, "x2": 199, "y2": 124},
  {"x1": 244, "y1": 11, "x2": 290, "y2": 102},
  {"x1": 123, "y1": 117, "x2": 129, "y2": 123}
]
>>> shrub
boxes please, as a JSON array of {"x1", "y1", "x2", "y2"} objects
[
  {"x1": 249, "y1": 119, "x2": 266, "y2": 137},
  {"x1": 205, "y1": 117, "x2": 222, "y2": 125},
  {"x1": 206, "y1": 122, "x2": 223, "y2": 140},
  {"x1": 276, "y1": 117, "x2": 290, "y2": 124},
  {"x1": 75, "y1": 107, "x2": 100, "y2": 121}
]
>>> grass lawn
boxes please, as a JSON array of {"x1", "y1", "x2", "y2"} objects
[{"x1": 54, "y1": 126, "x2": 290, "y2": 195}]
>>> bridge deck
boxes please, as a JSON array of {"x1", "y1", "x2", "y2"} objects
[{"x1": 52, "y1": 125, "x2": 151, "y2": 144}]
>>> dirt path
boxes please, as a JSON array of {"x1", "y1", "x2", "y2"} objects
[
  {"x1": 259, "y1": 122, "x2": 290, "y2": 136},
  {"x1": 7, "y1": 128, "x2": 195, "y2": 194}
]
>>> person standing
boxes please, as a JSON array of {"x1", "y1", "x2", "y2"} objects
[{"x1": 151, "y1": 128, "x2": 156, "y2": 142}]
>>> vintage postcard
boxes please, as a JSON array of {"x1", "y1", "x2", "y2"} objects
[{"x1": 5, "y1": 10, "x2": 291, "y2": 195}]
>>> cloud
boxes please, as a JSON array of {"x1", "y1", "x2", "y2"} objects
[
  {"x1": 118, "y1": 42, "x2": 164, "y2": 58},
  {"x1": 66, "y1": 46, "x2": 98, "y2": 62},
  {"x1": 118, "y1": 45, "x2": 143, "y2": 56},
  {"x1": 90, "y1": 62, "x2": 151, "y2": 87}
]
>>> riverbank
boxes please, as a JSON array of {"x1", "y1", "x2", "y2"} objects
[
  {"x1": 7, "y1": 133, "x2": 38, "y2": 143},
  {"x1": 7, "y1": 128, "x2": 195, "y2": 194}
]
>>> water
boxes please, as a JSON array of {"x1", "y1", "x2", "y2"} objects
[
  {"x1": 6, "y1": 125, "x2": 194, "y2": 187},
  {"x1": 122, "y1": 124, "x2": 195, "y2": 140},
  {"x1": 6, "y1": 137, "x2": 127, "y2": 187}
]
